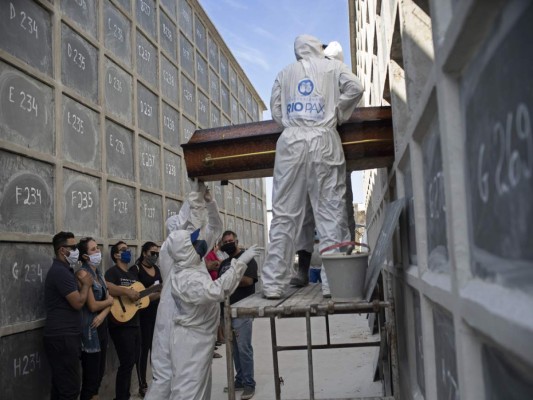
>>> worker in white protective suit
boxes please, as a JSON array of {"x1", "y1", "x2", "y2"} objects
[
  {"x1": 145, "y1": 181, "x2": 222, "y2": 400},
  {"x1": 169, "y1": 233, "x2": 260, "y2": 399},
  {"x1": 290, "y1": 41, "x2": 352, "y2": 296},
  {"x1": 262, "y1": 34, "x2": 363, "y2": 299}
]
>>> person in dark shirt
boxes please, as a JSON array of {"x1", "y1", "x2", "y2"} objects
[
  {"x1": 218, "y1": 230, "x2": 258, "y2": 400},
  {"x1": 105, "y1": 241, "x2": 141, "y2": 400},
  {"x1": 130, "y1": 241, "x2": 162, "y2": 397},
  {"x1": 44, "y1": 231, "x2": 93, "y2": 400}
]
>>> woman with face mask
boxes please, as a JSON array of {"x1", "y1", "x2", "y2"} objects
[
  {"x1": 130, "y1": 242, "x2": 162, "y2": 397},
  {"x1": 77, "y1": 237, "x2": 114, "y2": 400}
]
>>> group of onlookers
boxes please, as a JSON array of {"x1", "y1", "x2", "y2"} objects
[
  {"x1": 43, "y1": 227, "x2": 258, "y2": 400},
  {"x1": 44, "y1": 232, "x2": 162, "y2": 400}
]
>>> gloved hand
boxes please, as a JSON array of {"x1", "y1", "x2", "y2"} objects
[
  {"x1": 239, "y1": 244, "x2": 260, "y2": 265},
  {"x1": 189, "y1": 178, "x2": 207, "y2": 194},
  {"x1": 204, "y1": 188, "x2": 212, "y2": 203}
]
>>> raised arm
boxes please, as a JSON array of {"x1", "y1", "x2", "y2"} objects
[{"x1": 172, "y1": 258, "x2": 247, "y2": 305}]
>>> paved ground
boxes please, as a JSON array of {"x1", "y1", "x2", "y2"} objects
[
  {"x1": 210, "y1": 313, "x2": 383, "y2": 400},
  {"x1": 127, "y1": 312, "x2": 382, "y2": 400}
]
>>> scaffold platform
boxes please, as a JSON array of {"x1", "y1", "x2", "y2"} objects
[{"x1": 223, "y1": 282, "x2": 399, "y2": 400}]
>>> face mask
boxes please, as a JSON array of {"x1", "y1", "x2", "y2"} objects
[
  {"x1": 144, "y1": 255, "x2": 158, "y2": 268},
  {"x1": 193, "y1": 240, "x2": 208, "y2": 259},
  {"x1": 120, "y1": 250, "x2": 132, "y2": 264},
  {"x1": 221, "y1": 242, "x2": 237, "y2": 255},
  {"x1": 88, "y1": 252, "x2": 102, "y2": 266},
  {"x1": 66, "y1": 249, "x2": 80, "y2": 266}
]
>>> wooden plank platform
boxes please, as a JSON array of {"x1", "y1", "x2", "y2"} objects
[{"x1": 230, "y1": 284, "x2": 389, "y2": 319}]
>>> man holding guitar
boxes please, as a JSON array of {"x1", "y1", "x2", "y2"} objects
[
  {"x1": 130, "y1": 241, "x2": 163, "y2": 397},
  {"x1": 104, "y1": 241, "x2": 142, "y2": 400}
]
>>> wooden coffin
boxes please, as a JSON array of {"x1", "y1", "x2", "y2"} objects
[{"x1": 182, "y1": 106, "x2": 394, "y2": 182}]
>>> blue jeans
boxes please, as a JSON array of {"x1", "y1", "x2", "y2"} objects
[
  {"x1": 309, "y1": 268, "x2": 322, "y2": 283},
  {"x1": 232, "y1": 318, "x2": 255, "y2": 388}
]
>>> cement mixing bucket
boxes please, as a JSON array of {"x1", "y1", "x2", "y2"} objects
[
  {"x1": 321, "y1": 253, "x2": 368, "y2": 301},
  {"x1": 320, "y1": 242, "x2": 370, "y2": 302}
]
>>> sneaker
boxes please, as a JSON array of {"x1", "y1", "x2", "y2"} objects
[
  {"x1": 223, "y1": 382, "x2": 244, "y2": 392},
  {"x1": 241, "y1": 386, "x2": 255, "y2": 399},
  {"x1": 263, "y1": 290, "x2": 281, "y2": 300}
]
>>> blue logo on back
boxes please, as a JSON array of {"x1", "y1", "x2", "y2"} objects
[{"x1": 298, "y1": 79, "x2": 314, "y2": 96}]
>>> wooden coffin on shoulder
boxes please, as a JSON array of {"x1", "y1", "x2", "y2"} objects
[{"x1": 181, "y1": 106, "x2": 394, "y2": 182}]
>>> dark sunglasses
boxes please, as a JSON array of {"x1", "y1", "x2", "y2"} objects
[
  {"x1": 62, "y1": 244, "x2": 78, "y2": 251},
  {"x1": 149, "y1": 251, "x2": 159, "y2": 258}
]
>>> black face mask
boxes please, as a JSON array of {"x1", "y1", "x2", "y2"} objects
[
  {"x1": 193, "y1": 239, "x2": 208, "y2": 259},
  {"x1": 144, "y1": 255, "x2": 158, "y2": 268},
  {"x1": 221, "y1": 242, "x2": 237, "y2": 255}
]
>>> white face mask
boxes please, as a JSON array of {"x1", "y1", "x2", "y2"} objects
[
  {"x1": 66, "y1": 249, "x2": 80, "y2": 266},
  {"x1": 88, "y1": 252, "x2": 102, "y2": 266}
]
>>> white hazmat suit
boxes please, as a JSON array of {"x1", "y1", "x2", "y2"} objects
[
  {"x1": 169, "y1": 233, "x2": 259, "y2": 400},
  {"x1": 145, "y1": 185, "x2": 222, "y2": 400},
  {"x1": 262, "y1": 34, "x2": 363, "y2": 298},
  {"x1": 292, "y1": 41, "x2": 351, "y2": 294}
]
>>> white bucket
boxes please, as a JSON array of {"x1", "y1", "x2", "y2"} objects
[{"x1": 321, "y1": 253, "x2": 369, "y2": 302}]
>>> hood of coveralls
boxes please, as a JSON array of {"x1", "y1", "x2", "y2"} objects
[
  {"x1": 190, "y1": 228, "x2": 208, "y2": 259},
  {"x1": 294, "y1": 34, "x2": 325, "y2": 61},
  {"x1": 171, "y1": 230, "x2": 202, "y2": 272}
]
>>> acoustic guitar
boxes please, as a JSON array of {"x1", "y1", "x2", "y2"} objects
[{"x1": 110, "y1": 281, "x2": 162, "y2": 323}]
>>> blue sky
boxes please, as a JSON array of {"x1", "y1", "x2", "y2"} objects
[{"x1": 198, "y1": 0, "x2": 364, "y2": 207}]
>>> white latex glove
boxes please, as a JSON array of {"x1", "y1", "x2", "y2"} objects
[
  {"x1": 189, "y1": 178, "x2": 207, "y2": 194},
  {"x1": 239, "y1": 244, "x2": 260, "y2": 265},
  {"x1": 204, "y1": 188, "x2": 212, "y2": 203}
]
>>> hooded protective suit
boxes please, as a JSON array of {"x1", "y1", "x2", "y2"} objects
[
  {"x1": 292, "y1": 40, "x2": 351, "y2": 294},
  {"x1": 262, "y1": 34, "x2": 363, "y2": 298},
  {"x1": 169, "y1": 232, "x2": 257, "y2": 400},
  {"x1": 145, "y1": 185, "x2": 222, "y2": 400}
]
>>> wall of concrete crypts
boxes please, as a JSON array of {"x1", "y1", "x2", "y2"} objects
[
  {"x1": 350, "y1": 0, "x2": 533, "y2": 398},
  {"x1": 0, "y1": 0, "x2": 267, "y2": 397}
]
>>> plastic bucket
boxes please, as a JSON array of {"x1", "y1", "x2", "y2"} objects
[{"x1": 321, "y1": 253, "x2": 369, "y2": 302}]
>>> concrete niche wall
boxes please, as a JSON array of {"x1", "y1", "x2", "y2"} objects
[
  {"x1": 350, "y1": 0, "x2": 533, "y2": 398},
  {"x1": 0, "y1": 0, "x2": 267, "y2": 397}
]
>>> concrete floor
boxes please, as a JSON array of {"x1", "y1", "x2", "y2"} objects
[
  {"x1": 127, "y1": 313, "x2": 382, "y2": 400},
  {"x1": 210, "y1": 314, "x2": 383, "y2": 400}
]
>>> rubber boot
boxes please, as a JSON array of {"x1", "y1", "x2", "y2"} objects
[{"x1": 290, "y1": 250, "x2": 311, "y2": 287}]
